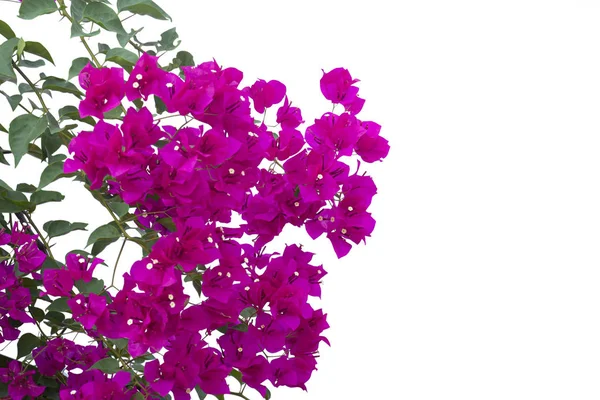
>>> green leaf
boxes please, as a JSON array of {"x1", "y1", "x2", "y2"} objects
[
  {"x1": 116, "y1": 27, "x2": 143, "y2": 48},
  {"x1": 264, "y1": 388, "x2": 271, "y2": 400},
  {"x1": 24, "y1": 41, "x2": 54, "y2": 65},
  {"x1": 44, "y1": 311, "x2": 65, "y2": 325},
  {"x1": 39, "y1": 161, "x2": 64, "y2": 189},
  {"x1": 42, "y1": 77, "x2": 83, "y2": 98},
  {"x1": 29, "y1": 306, "x2": 44, "y2": 322},
  {"x1": 117, "y1": 0, "x2": 171, "y2": 21},
  {"x1": 59, "y1": 105, "x2": 96, "y2": 126},
  {"x1": 68, "y1": 57, "x2": 91, "y2": 80},
  {"x1": 75, "y1": 277, "x2": 104, "y2": 294},
  {"x1": 16, "y1": 38, "x2": 26, "y2": 58},
  {"x1": 175, "y1": 50, "x2": 194, "y2": 67},
  {"x1": 229, "y1": 369, "x2": 243, "y2": 384},
  {"x1": 108, "y1": 201, "x2": 129, "y2": 218},
  {"x1": 87, "y1": 223, "x2": 121, "y2": 247},
  {"x1": 154, "y1": 95, "x2": 166, "y2": 114},
  {"x1": 18, "y1": 0, "x2": 58, "y2": 20},
  {"x1": 0, "y1": 21, "x2": 16, "y2": 40},
  {"x1": 47, "y1": 297, "x2": 70, "y2": 313},
  {"x1": 41, "y1": 129, "x2": 63, "y2": 159},
  {"x1": 194, "y1": 387, "x2": 207, "y2": 400},
  {"x1": 30, "y1": 190, "x2": 65, "y2": 205},
  {"x1": 18, "y1": 59, "x2": 45, "y2": 68},
  {"x1": 83, "y1": 3, "x2": 127, "y2": 36},
  {"x1": 70, "y1": 0, "x2": 86, "y2": 22},
  {"x1": 0, "y1": 91, "x2": 23, "y2": 111},
  {"x1": 156, "y1": 28, "x2": 180, "y2": 52},
  {"x1": 43, "y1": 220, "x2": 88, "y2": 239},
  {"x1": 104, "y1": 105, "x2": 123, "y2": 120},
  {"x1": 157, "y1": 217, "x2": 176, "y2": 232},
  {"x1": 105, "y1": 48, "x2": 138, "y2": 70},
  {"x1": 16, "y1": 183, "x2": 36, "y2": 193},
  {"x1": 0, "y1": 38, "x2": 19, "y2": 82},
  {"x1": 16, "y1": 333, "x2": 41, "y2": 359},
  {"x1": 89, "y1": 357, "x2": 119, "y2": 374},
  {"x1": 240, "y1": 307, "x2": 256, "y2": 319},
  {"x1": 70, "y1": 22, "x2": 101, "y2": 39},
  {"x1": 0, "y1": 147, "x2": 8, "y2": 166},
  {"x1": 9, "y1": 114, "x2": 48, "y2": 166}
]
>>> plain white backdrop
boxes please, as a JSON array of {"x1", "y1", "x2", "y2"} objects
[{"x1": 2, "y1": 0, "x2": 600, "y2": 399}]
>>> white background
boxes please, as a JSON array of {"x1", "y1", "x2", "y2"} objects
[{"x1": 2, "y1": 0, "x2": 600, "y2": 399}]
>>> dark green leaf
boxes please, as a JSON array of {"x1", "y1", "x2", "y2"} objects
[
  {"x1": 47, "y1": 297, "x2": 70, "y2": 313},
  {"x1": 229, "y1": 369, "x2": 243, "y2": 384},
  {"x1": 29, "y1": 306, "x2": 44, "y2": 322},
  {"x1": 0, "y1": 91, "x2": 23, "y2": 111},
  {"x1": 105, "y1": 47, "x2": 138, "y2": 70},
  {"x1": 0, "y1": 147, "x2": 8, "y2": 166},
  {"x1": 87, "y1": 223, "x2": 121, "y2": 247},
  {"x1": 70, "y1": 0, "x2": 86, "y2": 22},
  {"x1": 116, "y1": 27, "x2": 143, "y2": 48},
  {"x1": 175, "y1": 50, "x2": 194, "y2": 67},
  {"x1": 16, "y1": 333, "x2": 41, "y2": 359},
  {"x1": 154, "y1": 95, "x2": 166, "y2": 114},
  {"x1": 24, "y1": 41, "x2": 54, "y2": 65},
  {"x1": 9, "y1": 114, "x2": 47, "y2": 166},
  {"x1": 0, "y1": 38, "x2": 19, "y2": 82},
  {"x1": 16, "y1": 183, "x2": 36, "y2": 193},
  {"x1": 89, "y1": 357, "x2": 119, "y2": 373},
  {"x1": 41, "y1": 129, "x2": 63, "y2": 159},
  {"x1": 18, "y1": 59, "x2": 45, "y2": 68},
  {"x1": 91, "y1": 238, "x2": 118, "y2": 255},
  {"x1": 75, "y1": 277, "x2": 104, "y2": 294},
  {"x1": 117, "y1": 0, "x2": 171, "y2": 21},
  {"x1": 83, "y1": 3, "x2": 127, "y2": 35},
  {"x1": 104, "y1": 105, "x2": 123, "y2": 120},
  {"x1": 108, "y1": 201, "x2": 129, "y2": 218},
  {"x1": 157, "y1": 28, "x2": 180, "y2": 51},
  {"x1": 0, "y1": 21, "x2": 15, "y2": 40},
  {"x1": 43, "y1": 220, "x2": 88, "y2": 239},
  {"x1": 59, "y1": 105, "x2": 96, "y2": 126},
  {"x1": 68, "y1": 57, "x2": 91, "y2": 80},
  {"x1": 44, "y1": 310, "x2": 65, "y2": 325},
  {"x1": 42, "y1": 77, "x2": 83, "y2": 97},
  {"x1": 18, "y1": 0, "x2": 58, "y2": 20},
  {"x1": 264, "y1": 388, "x2": 271, "y2": 400},
  {"x1": 157, "y1": 217, "x2": 176, "y2": 232},
  {"x1": 30, "y1": 190, "x2": 64, "y2": 205},
  {"x1": 0, "y1": 188, "x2": 30, "y2": 213},
  {"x1": 194, "y1": 387, "x2": 207, "y2": 400},
  {"x1": 97, "y1": 43, "x2": 110, "y2": 54},
  {"x1": 240, "y1": 307, "x2": 256, "y2": 319},
  {"x1": 39, "y1": 161, "x2": 64, "y2": 189},
  {"x1": 70, "y1": 22, "x2": 101, "y2": 39}
]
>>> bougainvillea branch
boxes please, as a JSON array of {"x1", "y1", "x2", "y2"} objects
[{"x1": 0, "y1": 0, "x2": 389, "y2": 399}]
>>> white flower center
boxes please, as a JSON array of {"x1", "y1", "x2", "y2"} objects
[
  {"x1": 166, "y1": 82, "x2": 173, "y2": 88},
  {"x1": 341, "y1": 228, "x2": 347, "y2": 234},
  {"x1": 348, "y1": 206, "x2": 354, "y2": 212},
  {"x1": 229, "y1": 168, "x2": 235, "y2": 174},
  {"x1": 127, "y1": 319, "x2": 133, "y2": 326},
  {"x1": 146, "y1": 262, "x2": 153, "y2": 270},
  {"x1": 132, "y1": 82, "x2": 140, "y2": 89},
  {"x1": 294, "y1": 202, "x2": 299, "y2": 207},
  {"x1": 226, "y1": 272, "x2": 231, "y2": 278},
  {"x1": 168, "y1": 294, "x2": 174, "y2": 300},
  {"x1": 317, "y1": 173, "x2": 323, "y2": 179},
  {"x1": 244, "y1": 286, "x2": 250, "y2": 291},
  {"x1": 294, "y1": 271, "x2": 299, "y2": 276},
  {"x1": 237, "y1": 347, "x2": 243, "y2": 352},
  {"x1": 174, "y1": 145, "x2": 180, "y2": 151},
  {"x1": 136, "y1": 73, "x2": 143, "y2": 80},
  {"x1": 169, "y1": 302, "x2": 176, "y2": 308}
]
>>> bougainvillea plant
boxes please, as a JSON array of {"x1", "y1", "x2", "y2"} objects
[{"x1": 0, "y1": 0, "x2": 389, "y2": 399}]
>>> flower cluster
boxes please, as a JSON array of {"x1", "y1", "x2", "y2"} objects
[{"x1": 41, "y1": 54, "x2": 389, "y2": 399}]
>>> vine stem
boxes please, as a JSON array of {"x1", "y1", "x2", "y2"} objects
[
  {"x1": 12, "y1": 61, "x2": 49, "y2": 114},
  {"x1": 55, "y1": 0, "x2": 102, "y2": 68}
]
